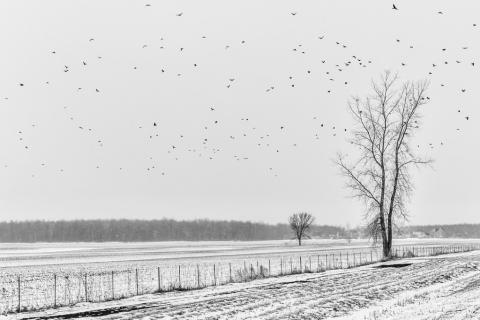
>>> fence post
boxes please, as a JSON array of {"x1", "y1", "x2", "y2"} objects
[
  {"x1": 197, "y1": 264, "x2": 200, "y2": 288},
  {"x1": 250, "y1": 264, "x2": 253, "y2": 279},
  {"x1": 299, "y1": 256, "x2": 302, "y2": 273},
  {"x1": 17, "y1": 276, "x2": 21, "y2": 312},
  {"x1": 111, "y1": 271, "x2": 115, "y2": 299},
  {"x1": 317, "y1": 255, "x2": 320, "y2": 272},
  {"x1": 178, "y1": 265, "x2": 181, "y2": 289},
  {"x1": 84, "y1": 274, "x2": 88, "y2": 302},
  {"x1": 325, "y1": 254, "x2": 328, "y2": 270},
  {"x1": 339, "y1": 252, "x2": 342, "y2": 269},
  {"x1": 157, "y1": 267, "x2": 161, "y2": 292},
  {"x1": 290, "y1": 258, "x2": 293, "y2": 273},
  {"x1": 229, "y1": 263, "x2": 232, "y2": 282},
  {"x1": 268, "y1": 260, "x2": 271, "y2": 276},
  {"x1": 280, "y1": 258, "x2": 283, "y2": 275},
  {"x1": 53, "y1": 274, "x2": 57, "y2": 308},
  {"x1": 309, "y1": 257, "x2": 312, "y2": 272},
  {"x1": 136, "y1": 269, "x2": 139, "y2": 295},
  {"x1": 213, "y1": 264, "x2": 216, "y2": 286}
]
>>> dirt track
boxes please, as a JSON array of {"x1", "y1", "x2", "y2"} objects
[{"x1": 14, "y1": 252, "x2": 480, "y2": 320}]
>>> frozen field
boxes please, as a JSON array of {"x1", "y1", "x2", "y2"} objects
[
  {"x1": 8, "y1": 249, "x2": 480, "y2": 320},
  {"x1": 1, "y1": 238, "x2": 477, "y2": 270},
  {"x1": 1, "y1": 239, "x2": 479, "y2": 315}
]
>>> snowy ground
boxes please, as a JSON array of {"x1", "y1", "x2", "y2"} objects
[
  {"x1": 4, "y1": 239, "x2": 477, "y2": 314},
  {"x1": 6, "y1": 250, "x2": 480, "y2": 320},
  {"x1": 1, "y1": 239, "x2": 476, "y2": 269}
]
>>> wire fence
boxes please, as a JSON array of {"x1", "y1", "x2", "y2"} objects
[{"x1": 1, "y1": 243, "x2": 478, "y2": 314}]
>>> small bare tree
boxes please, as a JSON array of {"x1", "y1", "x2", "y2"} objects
[
  {"x1": 289, "y1": 212, "x2": 315, "y2": 246},
  {"x1": 336, "y1": 71, "x2": 432, "y2": 258}
]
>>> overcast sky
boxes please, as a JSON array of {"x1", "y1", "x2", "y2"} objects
[{"x1": 0, "y1": 0, "x2": 478, "y2": 226}]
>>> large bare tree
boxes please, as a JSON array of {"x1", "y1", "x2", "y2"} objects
[
  {"x1": 336, "y1": 71, "x2": 432, "y2": 258},
  {"x1": 289, "y1": 212, "x2": 315, "y2": 246}
]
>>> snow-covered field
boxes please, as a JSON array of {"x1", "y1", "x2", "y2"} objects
[
  {"x1": 7, "y1": 249, "x2": 480, "y2": 320},
  {"x1": 1, "y1": 239, "x2": 479, "y2": 316}
]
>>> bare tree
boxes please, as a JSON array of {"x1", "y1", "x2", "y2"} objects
[
  {"x1": 289, "y1": 212, "x2": 315, "y2": 246},
  {"x1": 336, "y1": 71, "x2": 432, "y2": 258}
]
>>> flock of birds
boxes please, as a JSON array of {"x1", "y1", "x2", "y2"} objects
[{"x1": 2, "y1": 3, "x2": 477, "y2": 178}]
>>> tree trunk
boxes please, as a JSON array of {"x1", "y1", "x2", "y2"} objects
[
  {"x1": 298, "y1": 238, "x2": 302, "y2": 246},
  {"x1": 382, "y1": 236, "x2": 390, "y2": 258},
  {"x1": 387, "y1": 214, "x2": 393, "y2": 257}
]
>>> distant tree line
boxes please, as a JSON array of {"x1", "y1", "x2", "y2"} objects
[
  {"x1": 0, "y1": 220, "x2": 477, "y2": 242},
  {"x1": 398, "y1": 224, "x2": 480, "y2": 238},
  {"x1": 0, "y1": 219, "x2": 346, "y2": 242}
]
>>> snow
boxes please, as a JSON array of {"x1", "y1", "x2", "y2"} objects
[{"x1": 5, "y1": 249, "x2": 480, "y2": 320}]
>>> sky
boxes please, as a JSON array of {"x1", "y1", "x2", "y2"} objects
[{"x1": 0, "y1": 0, "x2": 479, "y2": 226}]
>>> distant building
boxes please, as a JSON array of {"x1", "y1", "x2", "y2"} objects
[
  {"x1": 430, "y1": 227, "x2": 446, "y2": 238},
  {"x1": 412, "y1": 231, "x2": 429, "y2": 238}
]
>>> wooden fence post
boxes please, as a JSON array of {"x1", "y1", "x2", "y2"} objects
[
  {"x1": 157, "y1": 267, "x2": 161, "y2": 291},
  {"x1": 84, "y1": 274, "x2": 88, "y2": 302},
  {"x1": 268, "y1": 260, "x2": 271, "y2": 276},
  {"x1": 229, "y1": 263, "x2": 232, "y2": 282},
  {"x1": 53, "y1": 274, "x2": 57, "y2": 308},
  {"x1": 213, "y1": 264, "x2": 216, "y2": 286},
  {"x1": 197, "y1": 264, "x2": 200, "y2": 288},
  {"x1": 17, "y1": 276, "x2": 21, "y2": 312},
  {"x1": 135, "y1": 269, "x2": 139, "y2": 295},
  {"x1": 178, "y1": 265, "x2": 181, "y2": 289},
  {"x1": 111, "y1": 271, "x2": 115, "y2": 299}
]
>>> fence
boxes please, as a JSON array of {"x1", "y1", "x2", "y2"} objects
[{"x1": 1, "y1": 244, "x2": 478, "y2": 314}]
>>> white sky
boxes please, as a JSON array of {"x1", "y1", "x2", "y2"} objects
[{"x1": 0, "y1": 0, "x2": 478, "y2": 226}]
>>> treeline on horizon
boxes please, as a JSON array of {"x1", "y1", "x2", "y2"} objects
[
  {"x1": 0, "y1": 219, "x2": 478, "y2": 242},
  {"x1": 0, "y1": 219, "x2": 346, "y2": 242}
]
